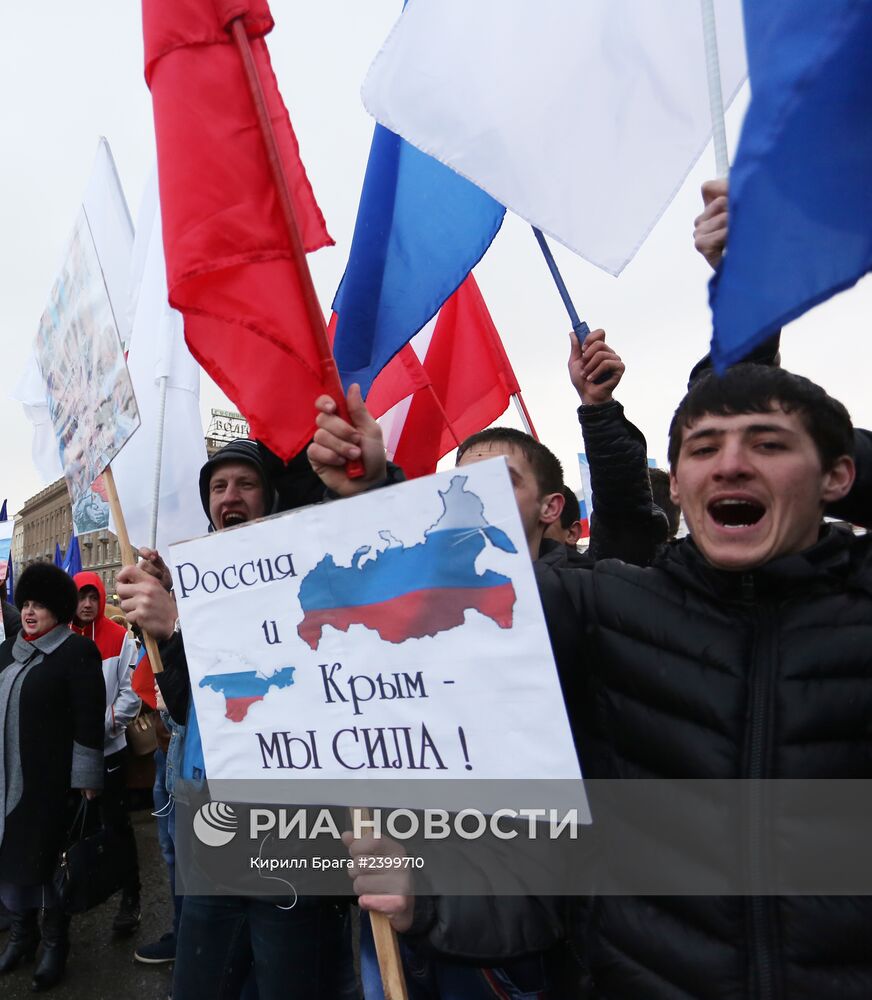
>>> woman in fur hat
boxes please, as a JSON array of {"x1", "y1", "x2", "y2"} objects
[{"x1": 0, "y1": 563, "x2": 105, "y2": 991}]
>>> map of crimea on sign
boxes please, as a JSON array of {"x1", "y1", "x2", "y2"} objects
[
  {"x1": 200, "y1": 666, "x2": 296, "y2": 722},
  {"x1": 297, "y1": 475, "x2": 518, "y2": 649}
]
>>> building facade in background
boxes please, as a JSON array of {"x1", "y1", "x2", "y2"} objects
[{"x1": 12, "y1": 411, "x2": 247, "y2": 602}]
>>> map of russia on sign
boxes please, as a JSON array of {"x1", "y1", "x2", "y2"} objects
[{"x1": 297, "y1": 476, "x2": 518, "y2": 648}]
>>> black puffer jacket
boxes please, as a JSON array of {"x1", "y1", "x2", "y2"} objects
[
  {"x1": 401, "y1": 401, "x2": 665, "y2": 975},
  {"x1": 537, "y1": 527, "x2": 872, "y2": 999}
]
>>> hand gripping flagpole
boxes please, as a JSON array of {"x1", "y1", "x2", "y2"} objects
[
  {"x1": 700, "y1": 0, "x2": 730, "y2": 177},
  {"x1": 352, "y1": 807, "x2": 409, "y2": 1000},
  {"x1": 228, "y1": 16, "x2": 364, "y2": 478}
]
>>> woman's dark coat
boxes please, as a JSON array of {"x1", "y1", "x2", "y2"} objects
[{"x1": 0, "y1": 626, "x2": 104, "y2": 885}]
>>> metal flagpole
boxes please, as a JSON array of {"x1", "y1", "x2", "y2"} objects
[
  {"x1": 531, "y1": 227, "x2": 590, "y2": 343},
  {"x1": 512, "y1": 393, "x2": 538, "y2": 440},
  {"x1": 149, "y1": 375, "x2": 169, "y2": 549},
  {"x1": 531, "y1": 227, "x2": 612, "y2": 390},
  {"x1": 700, "y1": 0, "x2": 730, "y2": 176}
]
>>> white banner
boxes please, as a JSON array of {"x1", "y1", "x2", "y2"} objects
[{"x1": 170, "y1": 460, "x2": 581, "y2": 802}]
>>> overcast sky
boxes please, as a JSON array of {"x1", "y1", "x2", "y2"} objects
[{"x1": 2, "y1": 2, "x2": 870, "y2": 517}]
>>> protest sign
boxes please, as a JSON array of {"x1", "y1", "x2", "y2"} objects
[
  {"x1": 15, "y1": 139, "x2": 134, "y2": 536},
  {"x1": 35, "y1": 211, "x2": 140, "y2": 503},
  {"x1": 170, "y1": 459, "x2": 581, "y2": 805}
]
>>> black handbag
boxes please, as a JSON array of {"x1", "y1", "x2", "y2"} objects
[{"x1": 53, "y1": 799, "x2": 127, "y2": 914}]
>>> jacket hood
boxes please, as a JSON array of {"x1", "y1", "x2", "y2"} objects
[
  {"x1": 71, "y1": 570, "x2": 127, "y2": 654},
  {"x1": 198, "y1": 439, "x2": 279, "y2": 529},
  {"x1": 73, "y1": 571, "x2": 106, "y2": 609}
]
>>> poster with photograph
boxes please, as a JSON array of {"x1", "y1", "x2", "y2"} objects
[
  {"x1": 72, "y1": 475, "x2": 110, "y2": 535},
  {"x1": 35, "y1": 210, "x2": 140, "y2": 503}
]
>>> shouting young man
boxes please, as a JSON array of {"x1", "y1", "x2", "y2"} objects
[{"x1": 536, "y1": 364, "x2": 871, "y2": 999}]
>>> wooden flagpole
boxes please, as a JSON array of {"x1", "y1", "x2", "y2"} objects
[
  {"x1": 103, "y1": 465, "x2": 164, "y2": 674},
  {"x1": 355, "y1": 808, "x2": 409, "y2": 1000},
  {"x1": 229, "y1": 16, "x2": 364, "y2": 478}
]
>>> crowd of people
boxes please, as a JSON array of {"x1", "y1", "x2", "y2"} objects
[{"x1": 1, "y1": 180, "x2": 871, "y2": 1000}]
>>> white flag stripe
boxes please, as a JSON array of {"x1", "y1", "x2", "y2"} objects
[
  {"x1": 363, "y1": 0, "x2": 746, "y2": 275},
  {"x1": 376, "y1": 314, "x2": 438, "y2": 460}
]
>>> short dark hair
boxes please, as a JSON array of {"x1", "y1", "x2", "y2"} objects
[
  {"x1": 559, "y1": 485, "x2": 581, "y2": 530},
  {"x1": 648, "y1": 468, "x2": 680, "y2": 539},
  {"x1": 668, "y1": 365, "x2": 853, "y2": 471},
  {"x1": 456, "y1": 428, "x2": 563, "y2": 497}
]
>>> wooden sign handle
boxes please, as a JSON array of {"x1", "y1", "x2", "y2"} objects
[
  {"x1": 103, "y1": 465, "x2": 164, "y2": 674},
  {"x1": 355, "y1": 808, "x2": 409, "y2": 1000}
]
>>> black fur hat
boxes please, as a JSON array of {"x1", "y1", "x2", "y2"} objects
[{"x1": 15, "y1": 563, "x2": 80, "y2": 625}]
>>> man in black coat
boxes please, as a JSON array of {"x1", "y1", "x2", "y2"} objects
[{"x1": 536, "y1": 363, "x2": 872, "y2": 999}]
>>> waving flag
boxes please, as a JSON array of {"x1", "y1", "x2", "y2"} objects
[
  {"x1": 710, "y1": 0, "x2": 872, "y2": 368},
  {"x1": 363, "y1": 0, "x2": 746, "y2": 276},
  {"x1": 371, "y1": 276, "x2": 521, "y2": 479},
  {"x1": 109, "y1": 171, "x2": 209, "y2": 554},
  {"x1": 62, "y1": 535, "x2": 83, "y2": 578},
  {"x1": 332, "y1": 122, "x2": 504, "y2": 397},
  {"x1": 144, "y1": 0, "x2": 333, "y2": 461}
]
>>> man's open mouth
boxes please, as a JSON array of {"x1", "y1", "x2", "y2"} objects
[
  {"x1": 708, "y1": 498, "x2": 766, "y2": 528},
  {"x1": 222, "y1": 512, "x2": 247, "y2": 528}
]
